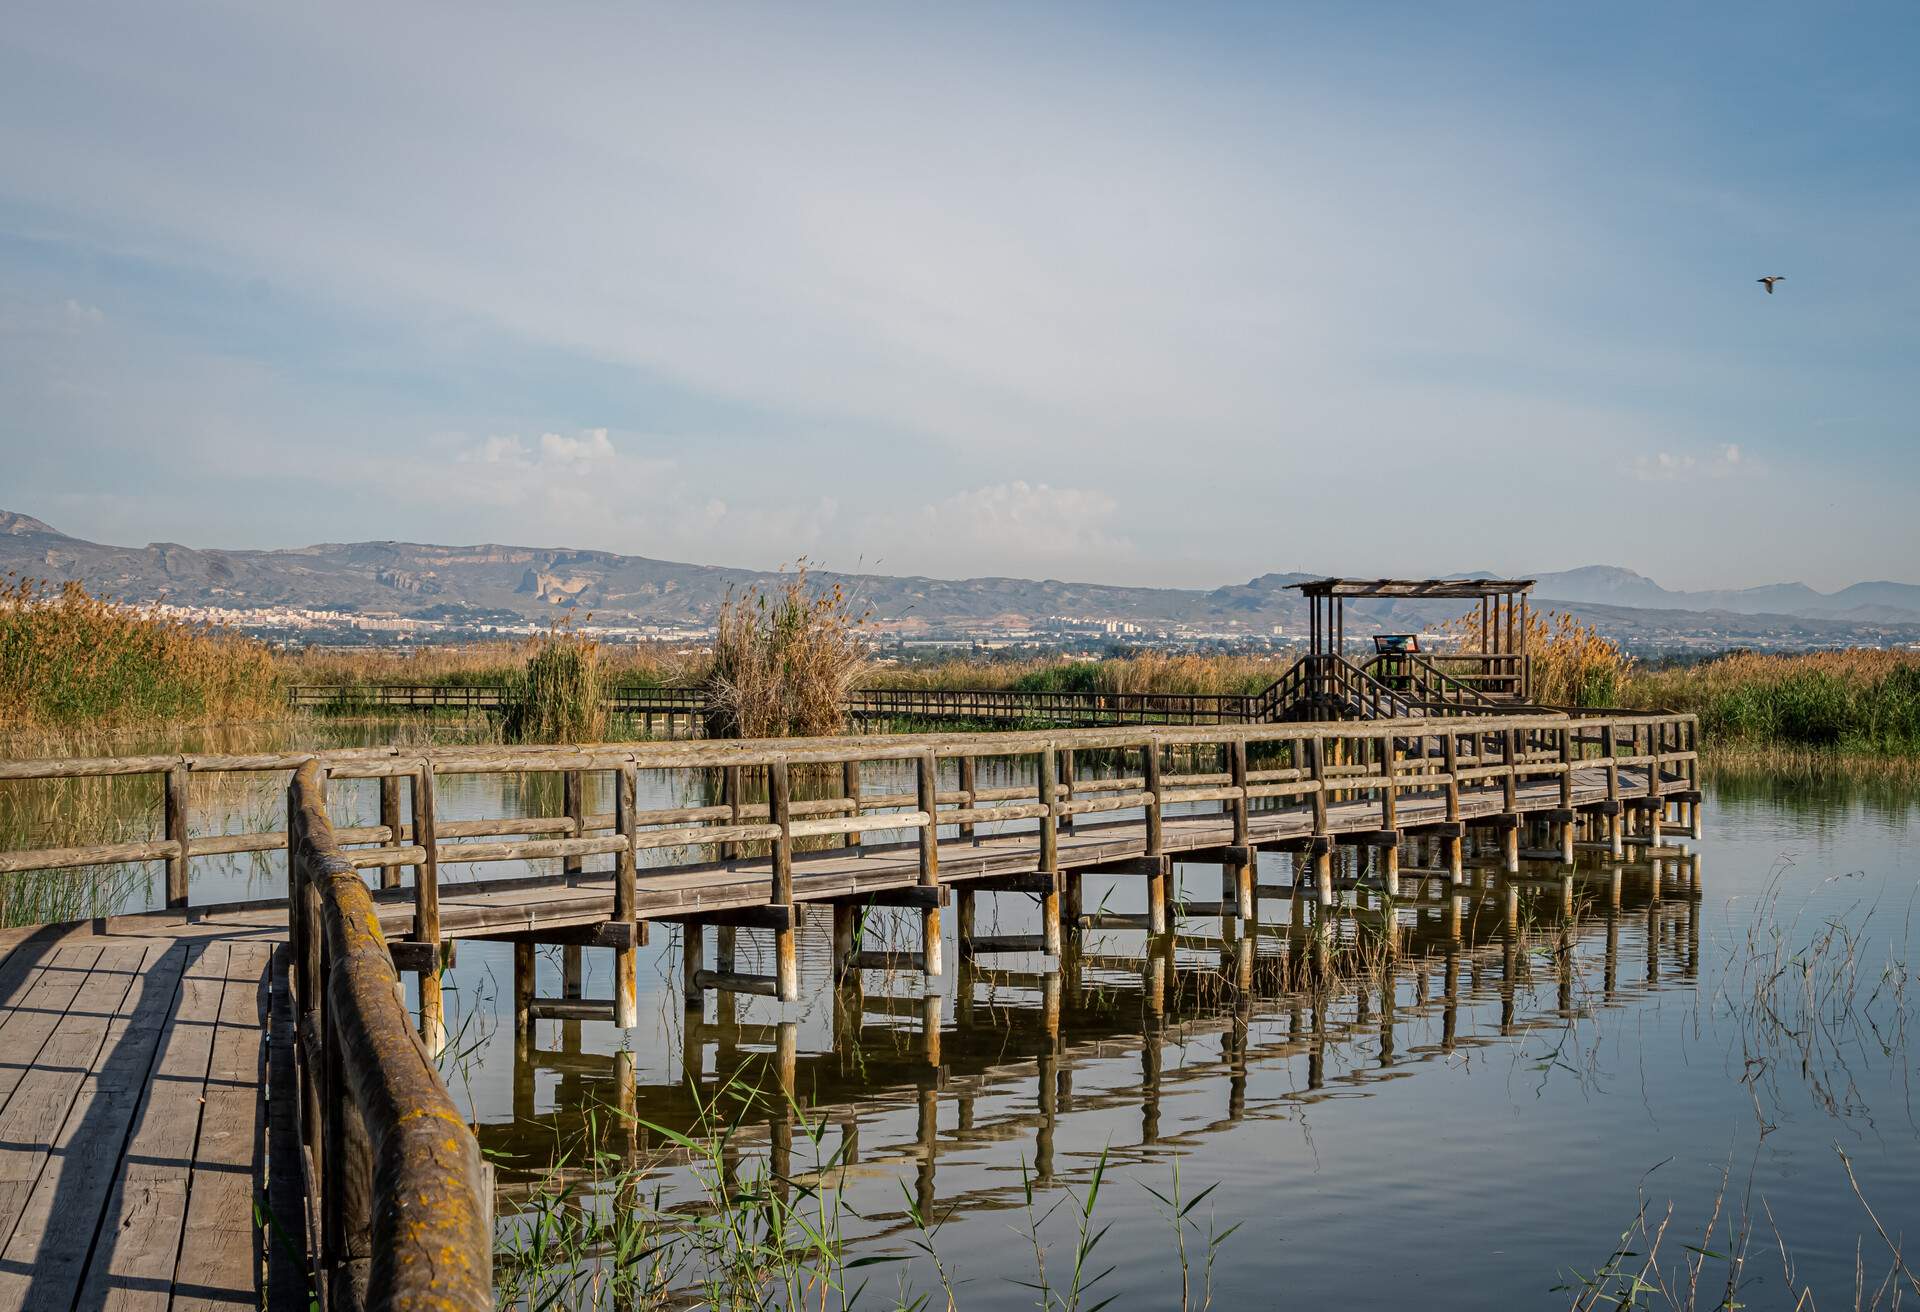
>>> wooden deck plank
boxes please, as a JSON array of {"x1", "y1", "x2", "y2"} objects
[
  {"x1": 0, "y1": 940, "x2": 186, "y2": 1310},
  {"x1": 0, "y1": 945, "x2": 146, "y2": 1252},
  {"x1": 169, "y1": 941, "x2": 271, "y2": 1312},
  {"x1": 0, "y1": 944, "x2": 106, "y2": 1115},
  {"x1": 77, "y1": 942, "x2": 229, "y2": 1312}
]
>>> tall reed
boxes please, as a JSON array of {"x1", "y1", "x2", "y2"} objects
[
  {"x1": 1623, "y1": 649, "x2": 1920, "y2": 754},
  {"x1": 704, "y1": 565, "x2": 870, "y2": 739},
  {"x1": 0, "y1": 576, "x2": 284, "y2": 730},
  {"x1": 1443, "y1": 607, "x2": 1634, "y2": 707},
  {"x1": 499, "y1": 621, "x2": 607, "y2": 744},
  {"x1": 866, "y1": 652, "x2": 1285, "y2": 696}
]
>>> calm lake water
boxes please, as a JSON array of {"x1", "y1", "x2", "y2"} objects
[{"x1": 5, "y1": 722, "x2": 1917, "y2": 1307}]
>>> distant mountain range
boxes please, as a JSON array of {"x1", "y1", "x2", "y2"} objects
[
  {"x1": 5, "y1": 510, "x2": 1918, "y2": 650},
  {"x1": 1521, "y1": 564, "x2": 1920, "y2": 626}
]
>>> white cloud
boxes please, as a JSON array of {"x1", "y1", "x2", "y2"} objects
[
  {"x1": 538, "y1": 428, "x2": 614, "y2": 465},
  {"x1": 866, "y1": 481, "x2": 1130, "y2": 577},
  {"x1": 1628, "y1": 444, "x2": 1755, "y2": 483}
]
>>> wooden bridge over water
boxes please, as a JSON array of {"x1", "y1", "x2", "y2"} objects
[{"x1": 0, "y1": 582, "x2": 1705, "y2": 1307}]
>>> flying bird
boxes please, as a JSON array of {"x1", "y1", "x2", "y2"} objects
[{"x1": 1757, "y1": 276, "x2": 1785, "y2": 294}]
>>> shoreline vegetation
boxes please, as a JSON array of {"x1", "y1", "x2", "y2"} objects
[{"x1": 3, "y1": 578, "x2": 1919, "y2": 767}]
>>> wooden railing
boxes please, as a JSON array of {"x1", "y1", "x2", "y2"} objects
[
  {"x1": 286, "y1": 760, "x2": 491, "y2": 1309},
  {"x1": 285, "y1": 656, "x2": 1533, "y2": 729},
  {"x1": 0, "y1": 711, "x2": 1703, "y2": 909},
  {"x1": 846, "y1": 686, "x2": 1261, "y2": 725},
  {"x1": 288, "y1": 683, "x2": 707, "y2": 717},
  {"x1": 1425, "y1": 652, "x2": 1531, "y2": 699}
]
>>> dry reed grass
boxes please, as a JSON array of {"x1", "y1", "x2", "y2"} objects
[
  {"x1": 0, "y1": 576, "x2": 284, "y2": 730},
  {"x1": 704, "y1": 565, "x2": 871, "y2": 739},
  {"x1": 1443, "y1": 607, "x2": 1634, "y2": 707},
  {"x1": 867, "y1": 651, "x2": 1286, "y2": 696}
]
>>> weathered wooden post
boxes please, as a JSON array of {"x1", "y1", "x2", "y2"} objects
[
  {"x1": 410, "y1": 761, "x2": 444, "y2": 1055},
  {"x1": 562, "y1": 769, "x2": 585, "y2": 1007},
  {"x1": 1558, "y1": 727, "x2": 1577, "y2": 866},
  {"x1": 1379, "y1": 732, "x2": 1400, "y2": 899},
  {"x1": 722, "y1": 764, "x2": 743, "y2": 862},
  {"x1": 1648, "y1": 723, "x2": 1665, "y2": 848},
  {"x1": 842, "y1": 759, "x2": 862, "y2": 851},
  {"x1": 614, "y1": 762, "x2": 639, "y2": 1027},
  {"x1": 1229, "y1": 737, "x2": 1254, "y2": 921},
  {"x1": 1604, "y1": 719, "x2": 1624, "y2": 856},
  {"x1": 1037, "y1": 744, "x2": 1058, "y2": 892},
  {"x1": 916, "y1": 752, "x2": 942, "y2": 978},
  {"x1": 1442, "y1": 730, "x2": 1465, "y2": 890},
  {"x1": 771, "y1": 758, "x2": 801, "y2": 999},
  {"x1": 1142, "y1": 739, "x2": 1167, "y2": 934},
  {"x1": 165, "y1": 763, "x2": 190, "y2": 909},
  {"x1": 1057, "y1": 747, "x2": 1075, "y2": 835},
  {"x1": 1309, "y1": 736, "x2": 1333, "y2": 914},
  {"x1": 1501, "y1": 728, "x2": 1521, "y2": 875},
  {"x1": 378, "y1": 773, "x2": 403, "y2": 891},
  {"x1": 957, "y1": 755, "x2": 975, "y2": 841}
]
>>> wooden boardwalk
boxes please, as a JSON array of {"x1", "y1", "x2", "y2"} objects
[
  {"x1": 0, "y1": 709, "x2": 1700, "y2": 1306},
  {"x1": 0, "y1": 924, "x2": 285, "y2": 1311},
  {"x1": 262, "y1": 759, "x2": 1684, "y2": 943}
]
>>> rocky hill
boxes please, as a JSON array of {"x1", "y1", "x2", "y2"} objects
[{"x1": 4, "y1": 511, "x2": 1917, "y2": 650}]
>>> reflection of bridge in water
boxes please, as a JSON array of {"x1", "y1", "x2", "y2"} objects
[{"x1": 489, "y1": 842, "x2": 1701, "y2": 1236}]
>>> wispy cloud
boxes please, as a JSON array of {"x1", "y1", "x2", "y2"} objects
[{"x1": 1628, "y1": 444, "x2": 1756, "y2": 483}]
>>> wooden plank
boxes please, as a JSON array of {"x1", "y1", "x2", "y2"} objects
[
  {"x1": 172, "y1": 941, "x2": 271, "y2": 1311},
  {"x1": 0, "y1": 939, "x2": 186, "y2": 1309},
  {"x1": 0, "y1": 942, "x2": 107, "y2": 1112}
]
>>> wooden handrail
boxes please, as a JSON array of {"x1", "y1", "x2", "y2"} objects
[
  {"x1": 0, "y1": 711, "x2": 1701, "y2": 895},
  {"x1": 287, "y1": 761, "x2": 491, "y2": 1309}
]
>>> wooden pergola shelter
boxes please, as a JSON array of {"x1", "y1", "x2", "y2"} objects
[{"x1": 1290, "y1": 578, "x2": 1537, "y2": 700}]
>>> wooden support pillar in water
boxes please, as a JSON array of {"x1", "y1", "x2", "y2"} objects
[
  {"x1": 832, "y1": 904, "x2": 859, "y2": 981},
  {"x1": 681, "y1": 924, "x2": 703, "y2": 1009},
  {"x1": 514, "y1": 941, "x2": 535, "y2": 1038},
  {"x1": 1140, "y1": 860, "x2": 1167, "y2": 937}
]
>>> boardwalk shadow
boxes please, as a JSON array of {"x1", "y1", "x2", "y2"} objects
[{"x1": 0, "y1": 934, "x2": 275, "y2": 1310}]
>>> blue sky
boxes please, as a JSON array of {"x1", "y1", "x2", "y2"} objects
[{"x1": 1, "y1": 2, "x2": 1914, "y2": 590}]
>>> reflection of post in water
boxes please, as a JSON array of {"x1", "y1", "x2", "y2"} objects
[
  {"x1": 915, "y1": 1078, "x2": 939, "y2": 1222},
  {"x1": 768, "y1": 1022, "x2": 797, "y2": 1205},
  {"x1": 1500, "y1": 893, "x2": 1520, "y2": 1034},
  {"x1": 1556, "y1": 921, "x2": 1574, "y2": 1016}
]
